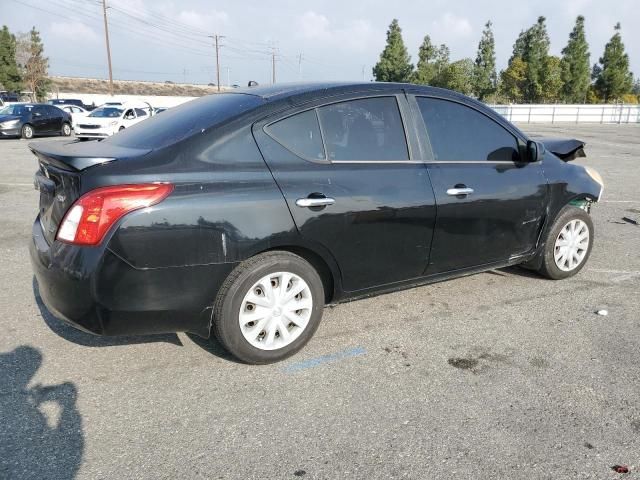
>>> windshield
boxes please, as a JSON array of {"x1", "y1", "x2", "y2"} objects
[
  {"x1": 0, "y1": 104, "x2": 30, "y2": 115},
  {"x1": 89, "y1": 107, "x2": 123, "y2": 118}
]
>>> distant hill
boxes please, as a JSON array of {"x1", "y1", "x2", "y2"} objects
[{"x1": 49, "y1": 76, "x2": 228, "y2": 97}]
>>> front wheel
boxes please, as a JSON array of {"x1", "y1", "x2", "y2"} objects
[
  {"x1": 212, "y1": 251, "x2": 324, "y2": 364},
  {"x1": 21, "y1": 124, "x2": 34, "y2": 139},
  {"x1": 536, "y1": 205, "x2": 594, "y2": 280}
]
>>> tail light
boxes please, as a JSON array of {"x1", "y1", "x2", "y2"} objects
[{"x1": 57, "y1": 183, "x2": 174, "y2": 246}]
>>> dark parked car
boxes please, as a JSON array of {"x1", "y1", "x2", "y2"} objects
[
  {"x1": 0, "y1": 103, "x2": 72, "y2": 139},
  {"x1": 0, "y1": 91, "x2": 20, "y2": 102},
  {"x1": 48, "y1": 98, "x2": 95, "y2": 111},
  {"x1": 29, "y1": 82, "x2": 604, "y2": 363}
]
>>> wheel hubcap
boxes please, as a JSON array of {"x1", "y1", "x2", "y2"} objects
[
  {"x1": 554, "y1": 219, "x2": 589, "y2": 271},
  {"x1": 239, "y1": 272, "x2": 313, "y2": 350}
]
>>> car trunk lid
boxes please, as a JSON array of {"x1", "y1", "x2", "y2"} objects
[{"x1": 30, "y1": 141, "x2": 151, "y2": 244}]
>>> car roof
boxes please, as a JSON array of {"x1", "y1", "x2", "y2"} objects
[
  {"x1": 221, "y1": 81, "x2": 528, "y2": 142},
  {"x1": 231, "y1": 81, "x2": 403, "y2": 100}
]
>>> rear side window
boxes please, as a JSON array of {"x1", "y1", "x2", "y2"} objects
[
  {"x1": 317, "y1": 97, "x2": 408, "y2": 161},
  {"x1": 135, "y1": 108, "x2": 147, "y2": 117},
  {"x1": 265, "y1": 109, "x2": 325, "y2": 161},
  {"x1": 416, "y1": 97, "x2": 520, "y2": 162}
]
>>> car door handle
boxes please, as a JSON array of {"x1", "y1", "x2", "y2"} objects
[
  {"x1": 295, "y1": 197, "x2": 335, "y2": 208},
  {"x1": 446, "y1": 187, "x2": 474, "y2": 196}
]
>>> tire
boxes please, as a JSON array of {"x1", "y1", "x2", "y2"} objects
[
  {"x1": 119, "y1": 126, "x2": 125, "y2": 131},
  {"x1": 61, "y1": 122, "x2": 72, "y2": 136},
  {"x1": 213, "y1": 251, "x2": 325, "y2": 364},
  {"x1": 536, "y1": 205, "x2": 594, "y2": 280},
  {"x1": 21, "y1": 124, "x2": 34, "y2": 139}
]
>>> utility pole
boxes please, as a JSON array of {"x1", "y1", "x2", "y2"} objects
[
  {"x1": 101, "y1": 0, "x2": 114, "y2": 95},
  {"x1": 209, "y1": 34, "x2": 224, "y2": 92},
  {"x1": 271, "y1": 46, "x2": 277, "y2": 84},
  {"x1": 226, "y1": 67, "x2": 230, "y2": 87},
  {"x1": 297, "y1": 53, "x2": 303, "y2": 80}
]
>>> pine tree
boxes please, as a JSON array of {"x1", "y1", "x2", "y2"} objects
[
  {"x1": 541, "y1": 56, "x2": 563, "y2": 103},
  {"x1": 472, "y1": 21, "x2": 497, "y2": 101},
  {"x1": 412, "y1": 35, "x2": 437, "y2": 84},
  {"x1": 593, "y1": 23, "x2": 633, "y2": 102},
  {"x1": 560, "y1": 16, "x2": 591, "y2": 103},
  {"x1": 373, "y1": 19, "x2": 413, "y2": 82},
  {"x1": 508, "y1": 16, "x2": 550, "y2": 102},
  {"x1": 0, "y1": 25, "x2": 22, "y2": 92},
  {"x1": 429, "y1": 44, "x2": 450, "y2": 87},
  {"x1": 19, "y1": 27, "x2": 50, "y2": 101}
]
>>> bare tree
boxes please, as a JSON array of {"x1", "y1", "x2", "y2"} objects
[{"x1": 16, "y1": 28, "x2": 49, "y2": 101}]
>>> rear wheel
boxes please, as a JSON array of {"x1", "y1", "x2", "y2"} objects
[
  {"x1": 21, "y1": 124, "x2": 34, "y2": 139},
  {"x1": 61, "y1": 122, "x2": 72, "y2": 136},
  {"x1": 536, "y1": 205, "x2": 594, "y2": 280},
  {"x1": 212, "y1": 251, "x2": 324, "y2": 364}
]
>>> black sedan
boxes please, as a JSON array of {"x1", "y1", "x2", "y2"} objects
[
  {"x1": 0, "y1": 103, "x2": 72, "y2": 139},
  {"x1": 29, "y1": 82, "x2": 604, "y2": 364}
]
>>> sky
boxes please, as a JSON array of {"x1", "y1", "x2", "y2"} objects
[{"x1": 3, "y1": 0, "x2": 639, "y2": 87}]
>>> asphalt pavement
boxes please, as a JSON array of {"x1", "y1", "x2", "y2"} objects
[{"x1": 0, "y1": 124, "x2": 639, "y2": 479}]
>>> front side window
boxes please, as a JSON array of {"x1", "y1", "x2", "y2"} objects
[
  {"x1": 135, "y1": 108, "x2": 147, "y2": 117},
  {"x1": 264, "y1": 109, "x2": 325, "y2": 161},
  {"x1": 317, "y1": 97, "x2": 408, "y2": 161},
  {"x1": 416, "y1": 97, "x2": 520, "y2": 162}
]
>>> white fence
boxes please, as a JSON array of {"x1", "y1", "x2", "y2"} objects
[{"x1": 490, "y1": 104, "x2": 640, "y2": 124}]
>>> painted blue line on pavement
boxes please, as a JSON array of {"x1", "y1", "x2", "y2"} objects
[{"x1": 282, "y1": 346, "x2": 367, "y2": 373}]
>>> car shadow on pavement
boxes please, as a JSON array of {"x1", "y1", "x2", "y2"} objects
[
  {"x1": 0, "y1": 345, "x2": 83, "y2": 479},
  {"x1": 32, "y1": 277, "x2": 183, "y2": 347},
  {"x1": 185, "y1": 332, "x2": 241, "y2": 363},
  {"x1": 497, "y1": 265, "x2": 545, "y2": 279}
]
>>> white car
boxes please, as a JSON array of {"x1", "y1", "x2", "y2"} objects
[
  {"x1": 74, "y1": 103, "x2": 153, "y2": 140},
  {"x1": 57, "y1": 105, "x2": 89, "y2": 130}
]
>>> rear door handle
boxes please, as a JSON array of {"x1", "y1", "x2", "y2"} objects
[
  {"x1": 446, "y1": 187, "x2": 474, "y2": 196},
  {"x1": 295, "y1": 197, "x2": 335, "y2": 208}
]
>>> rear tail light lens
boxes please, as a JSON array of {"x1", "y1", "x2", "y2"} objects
[{"x1": 57, "y1": 183, "x2": 174, "y2": 246}]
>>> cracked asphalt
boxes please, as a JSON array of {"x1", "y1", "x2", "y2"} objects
[{"x1": 1, "y1": 124, "x2": 639, "y2": 479}]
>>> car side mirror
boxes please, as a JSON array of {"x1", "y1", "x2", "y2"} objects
[{"x1": 526, "y1": 140, "x2": 543, "y2": 162}]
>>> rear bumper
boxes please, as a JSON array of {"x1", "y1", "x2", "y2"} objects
[{"x1": 30, "y1": 217, "x2": 236, "y2": 338}]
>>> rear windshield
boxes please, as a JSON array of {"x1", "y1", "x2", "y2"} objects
[{"x1": 104, "y1": 93, "x2": 264, "y2": 149}]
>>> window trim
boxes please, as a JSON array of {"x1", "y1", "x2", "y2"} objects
[
  {"x1": 411, "y1": 94, "x2": 533, "y2": 165},
  {"x1": 262, "y1": 93, "x2": 417, "y2": 165}
]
